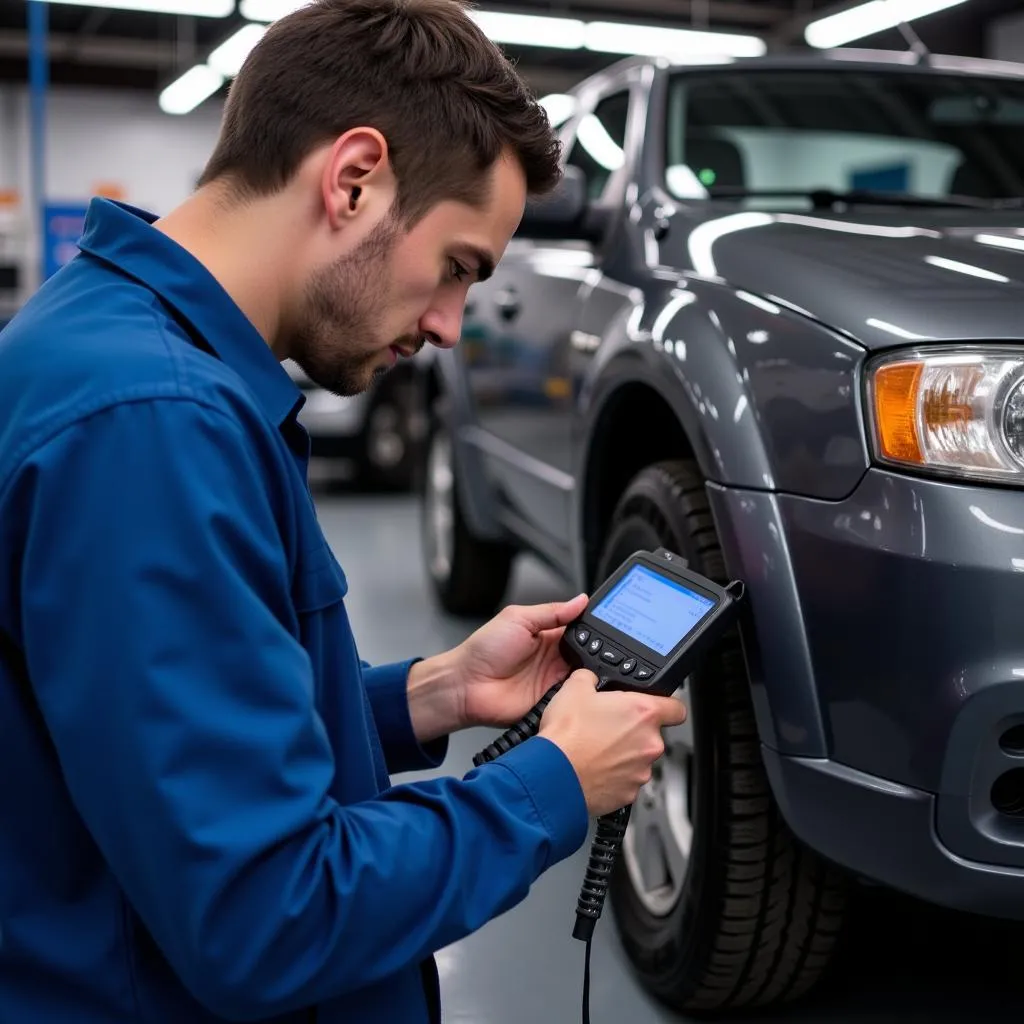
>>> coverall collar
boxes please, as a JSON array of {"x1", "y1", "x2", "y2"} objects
[{"x1": 77, "y1": 197, "x2": 303, "y2": 428}]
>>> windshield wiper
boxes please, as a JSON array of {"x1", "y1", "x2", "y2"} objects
[{"x1": 706, "y1": 187, "x2": 992, "y2": 209}]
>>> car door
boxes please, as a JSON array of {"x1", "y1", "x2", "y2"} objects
[{"x1": 463, "y1": 76, "x2": 641, "y2": 559}]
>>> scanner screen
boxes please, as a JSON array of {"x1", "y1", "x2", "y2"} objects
[{"x1": 592, "y1": 565, "x2": 715, "y2": 656}]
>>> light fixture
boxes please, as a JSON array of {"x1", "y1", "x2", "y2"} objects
[
  {"x1": 805, "y1": 0, "x2": 968, "y2": 49},
  {"x1": 468, "y1": 10, "x2": 585, "y2": 48},
  {"x1": 240, "y1": 0, "x2": 312, "y2": 18},
  {"x1": 36, "y1": 0, "x2": 232, "y2": 14},
  {"x1": 538, "y1": 93, "x2": 578, "y2": 127},
  {"x1": 241, "y1": 1, "x2": 764, "y2": 59},
  {"x1": 584, "y1": 21, "x2": 765, "y2": 58},
  {"x1": 159, "y1": 64, "x2": 224, "y2": 116},
  {"x1": 208, "y1": 23, "x2": 268, "y2": 77}
]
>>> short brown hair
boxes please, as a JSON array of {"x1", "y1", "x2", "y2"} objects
[{"x1": 198, "y1": 0, "x2": 562, "y2": 225}]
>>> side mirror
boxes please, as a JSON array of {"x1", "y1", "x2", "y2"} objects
[{"x1": 518, "y1": 165, "x2": 591, "y2": 240}]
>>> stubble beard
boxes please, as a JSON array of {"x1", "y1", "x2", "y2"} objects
[{"x1": 289, "y1": 214, "x2": 404, "y2": 398}]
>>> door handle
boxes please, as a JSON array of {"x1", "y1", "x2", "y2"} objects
[{"x1": 494, "y1": 288, "x2": 520, "y2": 321}]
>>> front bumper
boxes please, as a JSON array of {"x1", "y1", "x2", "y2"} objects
[
  {"x1": 763, "y1": 748, "x2": 1024, "y2": 920},
  {"x1": 711, "y1": 468, "x2": 1024, "y2": 915}
]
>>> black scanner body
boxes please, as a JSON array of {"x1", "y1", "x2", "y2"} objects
[{"x1": 558, "y1": 547, "x2": 745, "y2": 700}]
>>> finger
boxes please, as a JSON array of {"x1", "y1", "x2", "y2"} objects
[
  {"x1": 567, "y1": 667, "x2": 599, "y2": 689},
  {"x1": 657, "y1": 698, "x2": 687, "y2": 727},
  {"x1": 511, "y1": 593, "x2": 589, "y2": 635}
]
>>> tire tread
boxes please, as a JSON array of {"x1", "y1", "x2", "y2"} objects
[{"x1": 608, "y1": 459, "x2": 848, "y2": 1014}]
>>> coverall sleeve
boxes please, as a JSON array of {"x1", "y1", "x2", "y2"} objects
[
  {"x1": 16, "y1": 395, "x2": 589, "y2": 1021},
  {"x1": 360, "y1": 659, "x2": 450, "y2": 774}
]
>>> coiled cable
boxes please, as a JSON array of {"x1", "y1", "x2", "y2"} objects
[
  {"x1": 572, "y1": 805, "x2": 631, "y2": 942},
  {"x1": 472, "y1": 681, "x2": 564, "y2": 767},
  {"x1": 472, "y1": 685, "x2": 636, "y2": 1024}
]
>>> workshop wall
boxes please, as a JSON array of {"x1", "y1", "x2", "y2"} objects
[
  {"x1": 0, "y1": 84, "x2": 225, "y2": 214},
  {"x1": 0, "y1": 84, "x2": 224, "y2": 301}
]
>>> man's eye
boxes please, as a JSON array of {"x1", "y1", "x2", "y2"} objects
[{"x1": 450, "y1": 260, "x2": 470, "y2": 282}]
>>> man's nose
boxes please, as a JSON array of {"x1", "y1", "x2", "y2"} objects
[{"x1": 420, "y1": 299, "x2": 464, "y2": 350}]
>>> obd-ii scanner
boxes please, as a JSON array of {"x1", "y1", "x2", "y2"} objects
[{"x1": 473, "y1": 548, "x2": 745, "y2": 1023}]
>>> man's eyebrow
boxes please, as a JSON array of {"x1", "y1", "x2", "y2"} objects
[{"x1": 465, "y1": 246, "x2": 496, "y2": 283}]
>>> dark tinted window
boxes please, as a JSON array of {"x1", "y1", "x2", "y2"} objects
[
  {"x1": 566, "y1": 90, "x2": 631, "y2": 201},
  {"x1": 665, "y1": 69, "x2": 1024, "y2": 203}
]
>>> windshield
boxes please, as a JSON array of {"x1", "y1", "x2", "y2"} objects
[{"x1": 665, "y1": 68, "x2": 1024, "y2": 207}]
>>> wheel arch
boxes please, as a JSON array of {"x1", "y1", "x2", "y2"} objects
[{"x1": 576, "y1": 362, "x2": 723, "y2": 591}]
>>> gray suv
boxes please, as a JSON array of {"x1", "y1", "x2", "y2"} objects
[{"x1": 414, "y1": 49, "x2": 1024, "y2": 1015}]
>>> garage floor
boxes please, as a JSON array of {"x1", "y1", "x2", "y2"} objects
[{"x1": 318, "y1": 490, "x2": 1022, "y2": 1024}]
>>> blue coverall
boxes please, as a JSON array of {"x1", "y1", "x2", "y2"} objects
[{"x1": 0, "y1": 198, "x2": 589, "y2": 1023}]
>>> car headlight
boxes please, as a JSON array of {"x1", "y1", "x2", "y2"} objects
[{"x1": 866, "y1": 347, "x2": 1024, "y2": 482}]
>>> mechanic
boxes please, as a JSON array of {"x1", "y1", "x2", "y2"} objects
[{"x1": 0, "y1": 2, "x2": 685, "y2": 1022}]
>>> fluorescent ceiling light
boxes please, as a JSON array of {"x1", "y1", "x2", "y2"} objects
[
  {"x1": 468, "y1": 11, "x2": 585, "y2": 49},
  {"x1": 159, "y1": 64, "x2": 224, "y2": 116},
  {"x1": 805, "y1": 0, "x2": 968, "y2": 49},
  {"x1": 208, "y1": 23, "x2": 268, "y2": 77},
  {"x1": 241, "y1": 2, "x2": 763, "y2": 58},
  {"x1": 585, "y1": 21, "x2": 766, "y2": 58},
  {"x1": 36, "y1": 0, "x2": 232, "y2": 14},
  {"x1": 240, "y1": 0, "x2": 310, "y2": 19},
  {"x1": 538, "y1": 93, "x2": 577, "y2": 126}
]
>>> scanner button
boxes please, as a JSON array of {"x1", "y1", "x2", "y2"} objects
[
  {"x1": 620, "y1": 657, "x2": 636, "y2": 675},
  {"x1": 575, "y1": 627, "x2": 591, "y2": 646},
  {"x1": 634, "y1": 665, "x2": 653, "y2": 682},
  {"x1": 600, "y1": 648, "x2": 623, "y2": 665},
  {"x1": 587, "y1": 637, "x2": 603, "y2": 655}
]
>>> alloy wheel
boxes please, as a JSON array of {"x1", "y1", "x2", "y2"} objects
[
  {"x1": 424, "y1": 429, "x2": 455, "y2": 584},
  {"x1": 622, "y1": 678, "x2": 695, "y2": 917}
]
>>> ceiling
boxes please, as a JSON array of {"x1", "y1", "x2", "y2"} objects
[{"x1": 1, "y1": 0, "x2": 1023, "y2": 101}]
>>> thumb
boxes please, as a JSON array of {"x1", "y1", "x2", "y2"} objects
[{"x1": 514, "y1": 593, "x2": 589, "y2": 635}]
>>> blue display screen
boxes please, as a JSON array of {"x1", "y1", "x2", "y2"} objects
[{"x1": 591, "y1": 565, "x2": 715, "y2": 656}]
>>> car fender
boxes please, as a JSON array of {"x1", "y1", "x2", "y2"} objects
[
  {"x1": 572, "y1": 282, "x2": 860, "y2": 757},
  {"x1": 578, "y1": 278, "x2": 869, "y2": 497}
]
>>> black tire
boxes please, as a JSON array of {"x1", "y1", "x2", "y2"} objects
[
  {"x1": 419, "y1": 404, "x2": 515, "y2": 617},
  {"x1": 356, "y1": 373, "x2": 422, "y2": 491},
  {"x1": 601, "y1": 459, "x2": 849, "y2": 1015}
]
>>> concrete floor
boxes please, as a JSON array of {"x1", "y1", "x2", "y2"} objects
[{"x1": 318, "y1": 489, "x2": 1024, "y2": 1024}]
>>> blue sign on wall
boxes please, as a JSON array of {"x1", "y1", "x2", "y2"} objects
[
  {"x1": 850, "y1": 163, "x2": 910, "y2": 193},
  {"x1": 43, "y1": 203, "x2": 89, "y2": 280}
]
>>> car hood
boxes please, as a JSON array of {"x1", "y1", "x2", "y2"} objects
[{"x1": 669, "y1": 207, "x2": 1024, "y2": 350}]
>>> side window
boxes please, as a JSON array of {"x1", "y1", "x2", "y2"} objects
[{"x1": 565, "y1": 90, "x2": 631, "y2": 202}]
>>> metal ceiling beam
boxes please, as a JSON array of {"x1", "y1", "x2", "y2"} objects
[
  {"x1": 0, "y1": 29, "x2": 178, "y2": 72},
  {"x1": 0, "y1": 28, "x2": 586, "y2": 97}
]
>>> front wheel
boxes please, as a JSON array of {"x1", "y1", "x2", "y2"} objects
[{"x1": 600, "y1": 459, "x2": 849, "y2": 1014}]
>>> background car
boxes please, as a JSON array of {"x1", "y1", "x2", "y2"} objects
[
  {"x1": 414, "y1": 48, "x2": 1024, "y2": 1016},
  {"x1": 285, "y1": 357, "x2": 425, "y2": 491}
]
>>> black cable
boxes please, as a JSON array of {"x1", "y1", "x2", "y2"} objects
[
  {"x1": 573, "y1": 805, "x2": 632, "y2": 941},
  {"x1": 471, "y1": 681, "x2": 564, "y2": 767},
  {"x1": 582, "y1": 937, "x2": 592, "y2": 1024},
  {"x1": 472, "y1": 685, "x2": 635, "y2": 1024}
]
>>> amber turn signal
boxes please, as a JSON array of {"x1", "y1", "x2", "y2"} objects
[{"x1": 872, "y1": 360, "x2": 924, "y2": 464}]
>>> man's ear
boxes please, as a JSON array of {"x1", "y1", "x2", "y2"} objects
[{"x1": 321, "y1": 127, "x2": 394, "y2": 229}]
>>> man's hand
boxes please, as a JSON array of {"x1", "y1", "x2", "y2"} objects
[
  {"x1": 454, "y1": 593, "x2": 590, "y2": 730},
  {"x1": 405, "y1": 594, "x2": 590, "y2": 743},
  {"x1": 539, "y1": 668, "x2": 686, "y2": 817}
]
